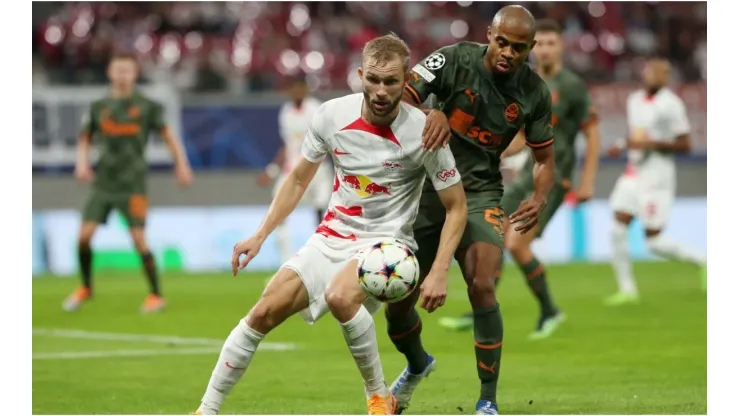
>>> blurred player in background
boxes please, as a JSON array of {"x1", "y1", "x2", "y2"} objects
[
  {"x1": 258, "y1": 76, "x2": 332, "y2": 263},
  {"x1": 62, "y1": 53, "x2": 193, "y2": 314},
  {"x1": 605, "y1": 58, "x2": 707, "y2": 305},
  {"x1": 193, "y1": 34, "x2": 466, "y2": 416},
  {"x1": 389, "y1": 6, "x2": 556, "y2": 415},
  {"x1": 438, "y1": 19, "x2": 601, "y2": 340}
]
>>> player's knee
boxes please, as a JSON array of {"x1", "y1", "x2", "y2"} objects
[
  {"x1": 246, "y1": 300, "x2": 280, "y2": 333},
  {"x1": 467, "y1": 275, "x2": 496, "y2": 302},
  {"x1": 645, "y1": 233, "x2": 663, "y2": 253},
  {"x1": 323, "y1": 287, "x2": 355, "y2": 314}
]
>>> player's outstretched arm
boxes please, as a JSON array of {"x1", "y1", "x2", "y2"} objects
[
  {"x1": 577, "y1": 121, "x2": 601, "y2": 203},
  {"x1": 232, "y1": 157, "x2": 320, "y2": 274}
]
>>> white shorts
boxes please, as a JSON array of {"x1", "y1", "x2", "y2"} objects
[
  {"x1": 281, "y1": 236, "x2": 384, "y2": 325},
  {"x1": 274, "y1": 162, "x2": 333, "y2": 211},
  {"x1": 609, "y1": 174, "x2": 675, "y2": 230}
]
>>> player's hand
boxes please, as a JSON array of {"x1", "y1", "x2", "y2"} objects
[
  {"x1": 509, "y1": 198, "x2": 546, "y2": 234},
  {"x1": 74, "y1": 164, "x2": 94, "y2": 183},
  {"x1": 231, "y1": 236, "x2": 264, "y2": 276},
  {"x1": 422, "y1": 109, "x2": 451, "y2": 151},
  {"x1": 419, "y1": 269, "x2": 447, "y2": 313},
  {"x1": 257, "y1": 171, "x2": 272, "y2": 187},
  {"x1": 575, "y1": 183, "x2": 595, "y2": 204},
  {"x1": 175, "y1": 163, "x2": 193, "y2": 188}
]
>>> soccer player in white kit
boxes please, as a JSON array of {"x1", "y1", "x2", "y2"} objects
[
  {"x1": 605, "y1": 58, "x2": 707, "y2": 306},
  {"x1": 193, "y1": 34, "x2": 467, "y2": 415},
  {"x1": 258, "y1": 77, "x2": 333, "y2": 263}
]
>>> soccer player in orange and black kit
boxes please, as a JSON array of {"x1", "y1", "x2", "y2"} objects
[
  {"x1": 386, "y1": 6, "x2": 557, "y2": 415},
  {"x1": 62, "y1": 53, "x2": 193, "y2": 313}
]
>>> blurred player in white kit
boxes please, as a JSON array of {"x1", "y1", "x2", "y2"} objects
[
  {"x1": 193, "y1": 34, "x2": 467, "y2": 415},
  {"x1": 258, "y1": 76, "x2": 333, "y2": 262},
  {"x1": 605, "y1": 58, "x2": 707, "y2": 305}
]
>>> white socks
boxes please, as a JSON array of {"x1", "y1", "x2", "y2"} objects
[
  {"x1": 340, "y1": 305, "x2": 388, "y2": 397},
  {"x1": 646, "y1": 235, "x2": 706, "y2": 266},
  {"x1": 199, "y1": 321, "x2": 265, "y2": 415},
  {"x1": 611, "y1": 221, "x2": 637, "y2": 295}
]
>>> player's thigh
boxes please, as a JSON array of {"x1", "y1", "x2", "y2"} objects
[
  {"x1": 247, "y1": 266, "x2": 311, "y2": 333},
  {"x1": 638, "y1": 188, "x2": 675, "y2": 231},
  {"x1": 281, "y1": 244, "x2": 359, "y2": 324},
  {"x1": 81, "y1": 192, "x2": 114, "y2": 226},
  {"x1": 112, "y1": 194, "x2": 148, "y2": 228},
  {"x1": 462, "y1": 206, "x2": 505, "y2": 252},
  {"x1": 609, "y1": 175, "x2": 639, "y2": 217}
]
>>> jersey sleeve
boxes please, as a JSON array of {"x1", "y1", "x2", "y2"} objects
[
  {"x1": 149, "y1": 101, "x2": 168, "y2": 133},
  {"x1": 405, "y1": 46, "x2": 456, "y2": 105},
  {"x1": 525, "y1": 81, "x2": 555, "y2": 148},
  {"x1": 423, "y1": 146, "x2": 461, "y2": 191},
  {"x1": 669, "y1": 97, "x2": 691, "y2": 137},
  {"x1": 300, "y1": 104, "x2": 330, "y2": 163},
  {"x1": 573, "y1": 84, "x2": 598, "y2": 130}
]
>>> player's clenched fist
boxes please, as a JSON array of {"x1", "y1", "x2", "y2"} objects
[
  {"x1": 231, "y1": 236, "x2": 264, "y2": 276},
  {"x1": 419, "y1": 269, "x2": 448, "y2": 313},
  {"x1": 421, "y1": 109, "x2": 451, "y2": 151},
  {"x1": 509, "y1": 198, "x2": 547, "y2": 234}
]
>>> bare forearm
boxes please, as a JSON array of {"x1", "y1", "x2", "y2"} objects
[
  {"x1": 649, "y1": 140, "x2": 691, "y2": 153},
  {"x1": 430, "y1": 202, "x2": 467, "y2": 273},
  {"x1": 580, "y1": 129, "x2": 601, "y2": 186},
  {"x1": 162, "y1": 129, "x2": 190, "y2": 167},
  {"x1": 532, "y1": 154, "x2": 556, "y2": 203},
  {"x1": 256, "y1": 172, "x2": 311, "y2": 240},
  {"x1": 76, "y1": 134, "x2": 91, "y2": 167}
]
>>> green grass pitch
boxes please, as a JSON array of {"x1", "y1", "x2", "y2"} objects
[{"x1": 32, "y1": 262, "x2": 706, "y2": 414}]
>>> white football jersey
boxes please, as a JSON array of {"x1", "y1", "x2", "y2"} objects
[
  {"x1": 279, "y1": 96, "x2": 323, "y2": 172},
  {"x1": 301, "y1": 93, "x2": 460, "y2": 254},
  {"x1": 625, "y1": 88, "x2": 691, "y2": 183}
]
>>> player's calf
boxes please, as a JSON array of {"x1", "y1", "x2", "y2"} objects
[
  {"x1": 196, "y1": 269, "x2": 309, "y2": 415},
  {"x1": 325, "y1": 261, "x2": 395, "y2": 414}
]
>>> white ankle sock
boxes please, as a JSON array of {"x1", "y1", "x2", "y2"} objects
[
  {"x1": 611, "y1": 221, "x2": 638, "y2": 295},
  {"x1": 200, "y1": 321, "x2": 265, "y2": 414},
  {"x1": 646, "y1": 235, "x2": 706, "y2": 266},
  {"x1": 340, "y1": 305, "x2": 387, "y2": 396}
]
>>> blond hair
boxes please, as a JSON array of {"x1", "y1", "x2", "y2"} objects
[{"x1": 361, "y1": 33, "x2": 411, "y2": 71}]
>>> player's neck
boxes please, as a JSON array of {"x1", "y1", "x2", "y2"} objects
[
  {"x1": 645, "y1": 86, "x2": 662, "y2": 97},
  {"x1": 293, "y1": 99, "x2": 304, "y2": 109},
  {"x1": 537, "y1": 62, "x2": 562, "y2": 79},
  {"x1": 111, "y1": 86, "x2": 135, "y2": 99}
]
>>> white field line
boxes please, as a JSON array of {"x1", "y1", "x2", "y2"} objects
[
  {"x1": 33, "y1": 328, "x2": 297, "y2": 360},
  {"x1": 33, "y1": 347, "x2": 222, "y2": 360}
]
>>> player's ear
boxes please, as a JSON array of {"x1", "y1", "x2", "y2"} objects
[
  {"x1": 530, "y1": 39, "x2": 537, "y2": 51},
  {"x1": 357, "y1": 67, "x2": 363, "y2": 81},
  {"x1": 486, "y1": 26, "x2": 492, "y2": 42}
]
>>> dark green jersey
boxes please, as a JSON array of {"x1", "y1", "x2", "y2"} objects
[
  {"x1": 406, "y1": 42, "x2": 554, "y2": 199},
  {"x1": 82, "y1": 92, "x2": 167, "y2": 194},
  {"x1": 520, "y1": 68, "x2": 597, "y2": 181}
]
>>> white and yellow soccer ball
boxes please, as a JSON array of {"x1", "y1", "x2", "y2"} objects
[{"x1": 357, "y1": 241, "x2": 420, "y2": 303}]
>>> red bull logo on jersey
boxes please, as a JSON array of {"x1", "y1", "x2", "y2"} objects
[
  {"x1": 342, "y1": 174, "x2": 391, "y2": 197},
  {"x1": 382, "y1": 160, "x2": 404, "y2": 173}
]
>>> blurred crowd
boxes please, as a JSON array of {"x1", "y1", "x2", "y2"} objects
[{"x1": 32, "y1": 1, "x2": 707, "y2": 93}]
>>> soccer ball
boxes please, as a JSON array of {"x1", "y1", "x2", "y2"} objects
[{"x1": 357, "y1": 241, "x2": 420, "y2": 303}]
